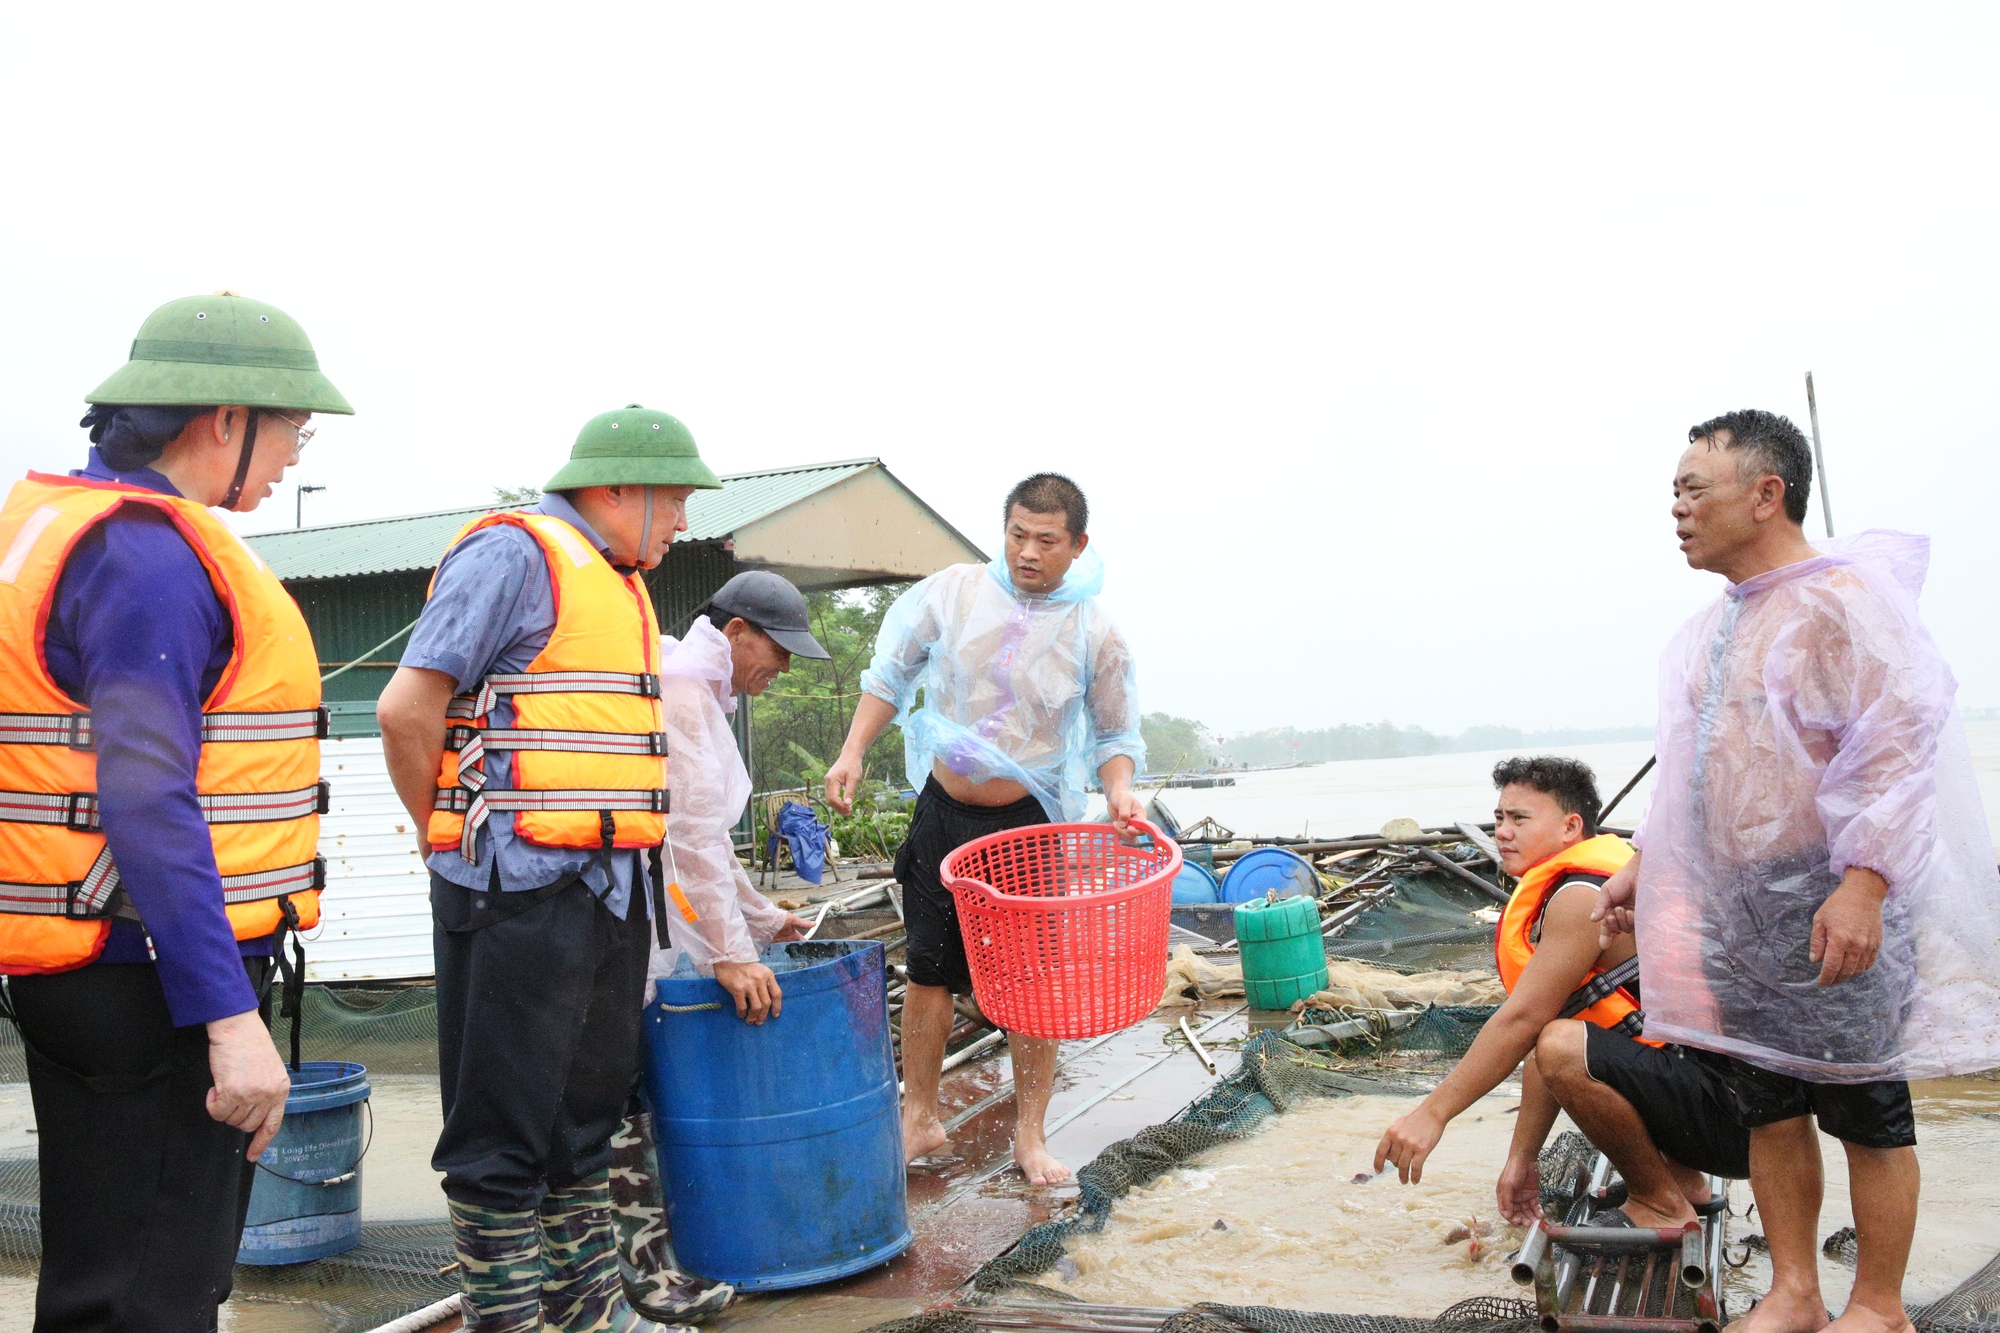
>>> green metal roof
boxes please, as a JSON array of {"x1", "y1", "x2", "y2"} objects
[{"x1": 249, "y1": 458, "x2": 882, "y2": 582}]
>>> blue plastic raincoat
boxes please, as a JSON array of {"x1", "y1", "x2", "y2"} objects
[{"x1": 860, "y1": 548, "x2": 1145, "y2": 822}]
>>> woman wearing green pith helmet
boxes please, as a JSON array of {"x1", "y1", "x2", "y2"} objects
[
  {"x1": 0, "y1": 293, "x2": 349, "y2": 1330},
  {"x1": 377, "y1": 405, "x2": 721, "y2": 1333}
]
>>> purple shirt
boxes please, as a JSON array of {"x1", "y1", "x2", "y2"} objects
[{"x1": 44, "y1": 449, "x2": 265, "y2": 1027}]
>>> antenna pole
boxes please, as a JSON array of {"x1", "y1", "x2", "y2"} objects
[{"x1": 1804, "y1": 372, "x2": 1834, "y2": 538}]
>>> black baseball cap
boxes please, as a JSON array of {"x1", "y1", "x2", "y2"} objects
[{"x1": 703, "y1": 570, "x2": 831, "y2": 659}]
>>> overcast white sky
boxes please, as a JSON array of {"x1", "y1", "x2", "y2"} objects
[{"x1": 3, "y1": 5, "x2": 1994, "y2": 737}]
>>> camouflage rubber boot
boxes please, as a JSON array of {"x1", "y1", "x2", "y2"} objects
[
  {"x1": 539, "y1": 1170, "x2": 690, "y2": 1333},
  {"x1": 448, "y1": 1199, "x2": 546, "y2": 1332},
  {"x1": 610, "y1": 1106, "x2": 734, "y2": 1323}
]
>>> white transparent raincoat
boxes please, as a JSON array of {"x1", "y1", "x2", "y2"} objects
[
  {"x1": 860, "y1": 548, "x2": 1146, "y2": 822},
  {"x1": 645, "y1": 618, "x2": 789, "y2": 981},
  {"x1": 1635, "y1": 530, "x2": 2000, "y2": 1082}
]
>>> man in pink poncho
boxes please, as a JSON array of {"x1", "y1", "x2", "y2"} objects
[{"x1": 1598, "y1": 410, "x2": 2000, "y2": 1333}]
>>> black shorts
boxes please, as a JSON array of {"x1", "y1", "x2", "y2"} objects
[
  {"x1": 1584, "y1": 1025, "x2": 1753, "y2": 1179},
  {"x1": 895, "y1": 776, "x2": 1048, "y2": 995},
  {"x1": 1692, "y1": 1048, "x2": 1916, "y2": 1150}
]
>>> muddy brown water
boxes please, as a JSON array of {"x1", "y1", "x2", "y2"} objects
[{"x1": 1053, "y1": 1077, "x2": 2000, "y2": 1317}]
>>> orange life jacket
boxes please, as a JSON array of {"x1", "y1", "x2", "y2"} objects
[
  {"x1": 1495, "y1": 833, "x2": 1655, "y2": 1043},
  {"x1": 0, "y1": 474, "x2": 327, "y2": 976},
  {"x1": 427, "y1": 511, "x2": 668, "y2": 859}
]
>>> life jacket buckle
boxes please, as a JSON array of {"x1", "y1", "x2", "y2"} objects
[
  {"x1": 63, "y1": 792, "x2": 98, "y2": 833},
  {"x1": 315, "y1": 779, "x2": 332, "y2": 816},
  {"x1": 637, "y1": 673, "x2": 661, "y2": 699},
  {"x1": 598, "y1": 809, "x2": 617, "y2": 851},
  {"x1": 646, "y1": 732, "x2": 667, "y2": 757},
  {"x1": 309, "y1": 855, "x2": 327, "y2": 891},
  {"x1": 65, "y1": 713, "x2": 94, "y2": 752},
  {"x1": 651, "y1": 789, "x2": 670, "y2": 815},
  {"x1": 313, "y1": 705, "x2": 331, "y2": 740}
]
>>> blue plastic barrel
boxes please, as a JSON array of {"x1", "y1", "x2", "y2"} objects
[
  {"x1": 1220, "y1": 847, "x2": 1318, "y2": 904},
  {"x1": 642, "y1": 940, "x2": 911, "y2": 1291},
  {"x1": 237, "y1": 1061, "x2": 370, "y2": 1265},
  {"x1": 1170, "y1": 860, "x2": 1221, "y2": 904}
]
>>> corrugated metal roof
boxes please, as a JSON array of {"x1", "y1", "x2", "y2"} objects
[{"x1": 249, "y1": 458, "x2": 880, "y2": 582}]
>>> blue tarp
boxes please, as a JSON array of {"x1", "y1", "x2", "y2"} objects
[{"x1": 767, "y1": 801, "x2": 830, "y2": 885}]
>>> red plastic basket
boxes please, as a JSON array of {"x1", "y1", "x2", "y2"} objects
[{"x1": 940, "y1": 819, "x2": 1181, "y2": 1040}]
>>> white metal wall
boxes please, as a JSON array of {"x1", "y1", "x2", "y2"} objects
[{"x1": 309, "y1": 737, "x2": 435, "y2": 981}]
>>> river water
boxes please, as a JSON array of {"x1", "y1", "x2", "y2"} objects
[{"x1": 1055, "y1": 1079, "x2": 2000, "y2": 1316}]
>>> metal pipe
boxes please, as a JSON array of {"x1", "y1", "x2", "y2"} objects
[
  {"x1": 1544, "y1": 1224, "x2": 1700, "y2": 1250},
  {"x1": 1638, "y1": 1252, "x2": 1659, "y2": 1318},
  {"x1": 1599, "y1": 755, "x2": 1656, "y2": 824},
  {"x1": 1581, "y1": 1256, "x2": 1605, "y2": 1313},
  {"x1": 1679, "y1": 1222, "x2": 1707, "y2": 1289},
  {"x1": 1284, "y1": 1009, "x2": 1420, "y2": 1046},
  {"x1": 1179, "y1": 1016, "x2": 1217, "y2": 1075},
  {"x1": 1513, "y1": 1221, "x2": 1550, "y2": 1286},
  {"x1": 1606, "y1": 1254, "x2": 1630, "y2": 1317},
  {"x1": 1805, "y1": 370, "x2": 1835, "y2": 538},
  {"x1": 941, "y1": 1028, "x2": 1006, "y2": 1075},
  {"x1": 1209, "y1": 832, "x2": 1469, "y2": 861},
  {"x1": 1414, "y1": 847, "x2": 1511, "y2": 904}
]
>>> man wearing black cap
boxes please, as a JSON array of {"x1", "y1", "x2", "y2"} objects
[{"x1": 609, "y1": 570, "x2": 829, "y2": 1322}]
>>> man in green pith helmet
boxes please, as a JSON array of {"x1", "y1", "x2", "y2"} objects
[
  {"x1": 0, "y1": 292, "x2": 348, "y2": 1329},
  {"x1": 378, "y1": 405, "x2": 722, "y2": 1333}
]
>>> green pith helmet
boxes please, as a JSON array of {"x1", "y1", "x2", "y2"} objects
[
  {"x1": 543, "y1": 404, "x2": 723, "y2": 492},
  {"x1": 86, "y1": 293, "x2": 353, "y2": 414}
]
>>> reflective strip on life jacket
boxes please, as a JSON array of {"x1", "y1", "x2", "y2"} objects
[
  {"x1": 0, "y1": 707, "x2": 329, "y2": 749},
  {"x1": 0, "y1": 854, "x2": 327, "y2": 920},
  {"x1": 435, "y1": 784, "x2": 669, "y2": 858},
  {"x1": 449, "y1": 670, "x2": 661, "y2": 722},
  {"x1": 0, "y1": 780, "x2": 329, "y2": 830}
]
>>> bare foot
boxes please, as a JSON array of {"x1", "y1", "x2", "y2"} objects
[
  {"x1": 903, "y1": 1112, "x2": 948, "y2": 1166},
  {"x1": 1014, "y1": 1137, "x2": 1071, "y2": 1186},
  {"x1": 1614, "y1": 1197, "x2": 1698, "y2": 1230},
  {"x1": 1824, "y1": 1305, "x2": 1915, "y2": 1333},
  {"x1": 1731, "y1": 1287, "x2": 1832, "y2": 1333}
]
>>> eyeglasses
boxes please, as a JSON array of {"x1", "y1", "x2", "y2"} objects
[{"x1": 263, "y1": 410, "x2": 316, "y2": 453}]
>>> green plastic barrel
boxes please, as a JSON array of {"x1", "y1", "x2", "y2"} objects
[{"x1": 1235, "y1": 895, "x2": 1329, "y2": 1010}]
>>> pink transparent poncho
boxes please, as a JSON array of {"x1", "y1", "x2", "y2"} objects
[{"x1": 1635, "y1": 530, "x2": 2000, "y2": 1082}]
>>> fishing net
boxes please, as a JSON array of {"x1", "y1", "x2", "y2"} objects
[
  {"x1": 0, "y1": 981, "x2": 455, "y2": 1332},
  {"x1": 1912, "y1": 1246, "x2": 2000, "y2": 1332},
  {"x1": 0, "y1": 981, "x2": 442, "y2": 1083},
  {"x1": 1322, "y1": 874, "x2": 1500, "y2": 974},
  {"x1": 1154, "y1": 1298, "x2": 1537, "y2": 1333}
]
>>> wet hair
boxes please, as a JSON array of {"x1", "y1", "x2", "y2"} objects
[
  {"x1": 1688, "y1": 409, "x2": 1812, "y2": 525},
  {"x1": 79, "y1": 404, "x2": 207, "y2": 473},
  {"x1": 1492, "y1": 755, "x2": 1602, "y2": 836},
  {"x1": 1004, "y1": 473, "x2": 1088, "y2": 538}
]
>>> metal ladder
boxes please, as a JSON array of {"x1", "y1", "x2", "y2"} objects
[{"x1": 1513, "y1": 1149, "x2": 1730, "y2": 1333}]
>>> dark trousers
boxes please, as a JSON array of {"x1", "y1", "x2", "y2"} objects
[
  {"x1": 432, "y1": 871, "x2": 652, "y2": 1211},
  {"x1": 10, "y1": 956, "x2": 270, "y2": 1333}
]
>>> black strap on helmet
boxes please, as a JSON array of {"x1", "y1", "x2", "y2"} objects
[{"x1": 221, "y1": 408, "x2": 261, "y2": 511}]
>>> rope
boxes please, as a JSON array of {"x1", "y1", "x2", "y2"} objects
[
  {"x1": 320, "y1": 615, "x2": 423, "y2": 684},
  {"x1": 656, "y1": 1001, "x2": 725, "y2": 1013}
]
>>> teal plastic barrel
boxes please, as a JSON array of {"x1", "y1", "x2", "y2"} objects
[
  {"x1": 236, "y1": 1061, "x2": 370, "y2": 1265},
  {"x1": 1235, "y1": 897, "x2": 1329, "y2": 1010},
  {"x1": 642, "y1": 941, "x2": 911, "y2": 1291}
]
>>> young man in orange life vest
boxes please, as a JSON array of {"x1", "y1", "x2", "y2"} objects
[
  {"x1": 1372, "y1": 756, "x2": 1749, "y2": 1229},
  {"x1": 0, "y1": 293, "x2": 347, "y2": 1330},
  {"x1": 378, "y1": 405, "x2": 723, "y2": 1333}
]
